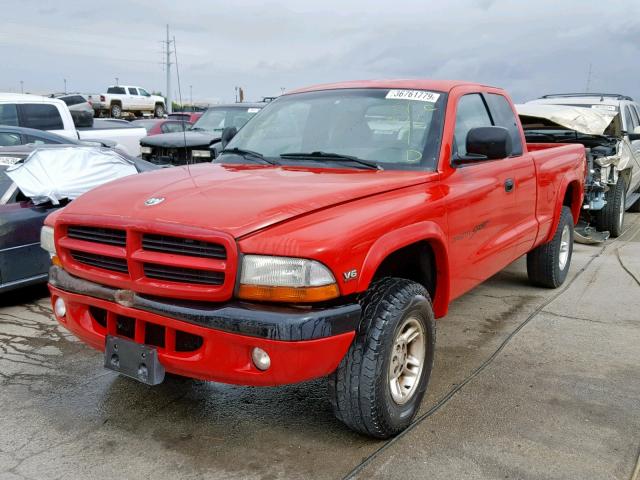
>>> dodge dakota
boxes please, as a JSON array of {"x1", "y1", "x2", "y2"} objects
[{"x1": 42, "y1": 80, "x2": 586, "y2": 438}]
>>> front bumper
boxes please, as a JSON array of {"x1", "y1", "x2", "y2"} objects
[{"x1": 49, "y1": 266, "x2": 359, "y2": 386}]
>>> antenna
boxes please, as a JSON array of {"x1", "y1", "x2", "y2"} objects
[{"x1": 173, "y1": 35, "x2": 190, "y2": 167}]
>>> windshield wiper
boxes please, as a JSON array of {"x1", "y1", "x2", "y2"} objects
[
  {"x1": 220, "y1": 147, "x2": 279, "y2": 165},
  {"x1": 279, "y1": 151, "x2": 381, "y2": 170}
]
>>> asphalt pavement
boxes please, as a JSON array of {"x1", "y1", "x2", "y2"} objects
[{"x1": 1, "y1": 214, "x2": 639, "y2": 480}]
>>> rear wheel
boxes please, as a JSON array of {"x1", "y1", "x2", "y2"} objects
[
  {"x1": 595, "y1": 176, "x2": 626, "y2": 237},
  {"x1": 328, "y1": 278, "x2": 435, "y2": 438},
  {"x1": 527, "y1": 206, "x2": 574, "y2": 288},
  {"x1": 110, "y1": 103, "x2": 122, "y2": 118}
]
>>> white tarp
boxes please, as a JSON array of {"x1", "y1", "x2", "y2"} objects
[
  {"x1": 516, "y1": 104, "x2": 618, "y2": 136},
  {"x1": 6, "y1": 146, "x2": 137, "y2": 205}
]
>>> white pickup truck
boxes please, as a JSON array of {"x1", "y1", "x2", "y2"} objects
[
  {"x1": 89, "y1": 86, "x2": 166, "y2": 119},
  {"x1": 0, "y1": 93, "x2": 147, "y2": 156}
]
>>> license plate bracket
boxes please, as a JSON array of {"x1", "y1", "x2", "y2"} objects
[{"x1": 104, "y1": 335, "x2": 165, "y2": 385}]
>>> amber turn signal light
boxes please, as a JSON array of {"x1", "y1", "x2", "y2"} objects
[{"x1": 238, "y1": 284, "x2": 340, "y2": 303}]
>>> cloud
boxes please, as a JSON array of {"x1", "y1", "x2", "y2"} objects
[{"x1": 1, "y1": 0, "x2": 639, "y2": 103}]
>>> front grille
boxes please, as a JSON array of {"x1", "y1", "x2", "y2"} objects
[
  {"x1": 143, "y1": 263, "x2": 225, "y2": 285},
  {"x1": 142, "y1": 234, "x2": 226, "y2": 259},
  {"x1": 147, "y1": 147, "x2": 192, "y2": 165},
  {"x1": 70, "y1": 250, "x2": 128, "y2": 273},
  {"x1": 67, "y1": 226, "x2": 126, "y2": 246}
]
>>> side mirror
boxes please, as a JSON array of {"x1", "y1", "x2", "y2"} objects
[
  {"x1": 220, "y1": 126, "x2": 237, "y2": 149},
  {"x1": 454, "y1": 126, "x2": 512, "y2": 166}
]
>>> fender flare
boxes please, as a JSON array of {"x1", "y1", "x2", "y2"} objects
[
  {"x1": 547, "y1": 172, "x2": 583, "y2": 243},
  {"x1": 356, "y1": 221, "x2": 450, "y2": 318}
]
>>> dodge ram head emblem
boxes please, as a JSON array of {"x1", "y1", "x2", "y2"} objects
[{"x1": 144, "y1": 197, "x2": 165, "y2": 206}]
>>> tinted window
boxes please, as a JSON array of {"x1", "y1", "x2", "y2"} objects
[
  {"x1": 485, "y1": 94, "x2": 523, "y2": 156},
  {"x1": 61, "y1": 95, "x2": 86, "y2": 106},
  {"x1": 138, "y1": 88, "x2": 150, "y2": 97},
  {"x1": 0, "y1": 132, "x2": 22, "y2": 146},
  {"x1": 0, "y1": 104, "x2": 19, "y2": 126},
  {"x1": 161, "y1": 121, "x2": 190, "y2": 133},
  {"x1": 453, "y1": 94, "x2": 493, "y2": 156},
  {"x1": 107, "y1": 87, "x2": 126, "y2": 94},
  {"x1": 128, "y1": 88, "x2": 138, "y2": 95},
  {"x1": 21, "y1": 104, "x2": 64, "y2": 130}
]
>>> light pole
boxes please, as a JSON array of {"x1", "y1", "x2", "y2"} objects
[
  {"x1": 115, "y1": 77, "x2": 119, "y2": 86},
  {"x1": 20, "y1": 80, "x2": 23, "y2": 94},
  {"x1": 64, "y1": 78, "x2": 67, "y2": 93},
  {"x1": 190, "y1": 85, "x2": 193, "y2": 108}
]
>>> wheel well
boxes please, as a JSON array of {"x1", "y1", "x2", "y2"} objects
[
  {"x1": 372, "y1": 241, "x2": 437, "y2": 300},
  {"x1": 563, "y1": 180, "x2": 581, "y2": 222},
  {"x1": 111, "y1": 100, "x2": 122, "y2": 107},
  {"x1": 155, "y1": 102, "x2": 164, "y2": 107}
]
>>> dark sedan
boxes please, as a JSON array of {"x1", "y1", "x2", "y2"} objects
[
  {"x1": 140, "y1": 103, "x2": 265, "y2": 165},
  {"x1": 0, "y1": 145, "x2": 156, "y2": 293}
]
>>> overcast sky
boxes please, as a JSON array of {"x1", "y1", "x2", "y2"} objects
[{"x1": 1, "y1": 0, "x2": 640, "y2": 104}]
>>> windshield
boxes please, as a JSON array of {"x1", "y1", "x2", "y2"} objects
[
  {"x1": 223, "y1": 88, "x2": 446, "y2": 170},
  {"x1": 192, "y1": 107, "x2": 261, "y2": 132}
]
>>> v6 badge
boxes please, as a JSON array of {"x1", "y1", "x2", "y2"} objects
[{"x1": 343, "y1": 269, "x2": 358, "y2": 282}]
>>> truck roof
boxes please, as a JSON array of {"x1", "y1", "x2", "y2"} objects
[
  {"x1": 288, "y1": 79, "x2": 498, "y2": 95},
  {"x1": 0, "y1": 93, "x2": 66, "y2": 106}
]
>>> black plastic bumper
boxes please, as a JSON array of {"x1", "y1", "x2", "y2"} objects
[{"x1": 49, "y1": 266, "x2": 361, "y2": 342}]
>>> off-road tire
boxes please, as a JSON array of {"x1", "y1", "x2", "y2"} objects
[
  {"x1": 154, "y1": 104, "x2": 165, "y2": 118},
  {"x1": 527, "y1": 206, "x2": 574, "y2": 288},
  {"x1": 595, "y1": 176, "x2": 626, "y2": 237},
  {"x1": 110, "y1": 103, "x2": 122, "y2": 118},
  {"x1": 328, "y1": 278, "x2": 436, "y2": 438}
]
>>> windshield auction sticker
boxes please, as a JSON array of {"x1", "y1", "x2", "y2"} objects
[{"x1": 386, "y1": 90, "x2": 440, "y2": 102}]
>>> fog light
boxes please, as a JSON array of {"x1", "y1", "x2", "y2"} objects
[
  {"x1": 251, "y1": 347, "x2": 271, "y2": 371},
  {"x1": 54, "y1": 297, "x2": 66, "y2": 318}
]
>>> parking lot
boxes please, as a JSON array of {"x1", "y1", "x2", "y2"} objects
[{"x1": 0, "y1": 213, "x2": 637, "y2": 480}]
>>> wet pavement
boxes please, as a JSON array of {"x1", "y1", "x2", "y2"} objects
[{"x1": 1, "y1": 214, "x2": 639, "y2": 480}]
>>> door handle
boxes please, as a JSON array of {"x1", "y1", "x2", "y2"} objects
[{"x1": 504, "y1": 178, "x2": 515, "y2": 192}]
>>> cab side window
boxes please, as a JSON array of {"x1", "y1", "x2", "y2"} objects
[
  {"x1": 485, "y1": 94, "x2": 523, "y2": 156},
  {"x1": 624, "y1": 106, "x2": 636, "y2": 132},
  {"x1": 21, "y1": 104, "x2": 64, "y2": 130},
  {"x1": 128, "y1": 88, "x2": 138, "y2": 95},
  {"x1": 453, "y1": 94, "x2": 492, "y2": 157}
]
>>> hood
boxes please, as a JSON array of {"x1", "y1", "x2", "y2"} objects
[
  {"x1": 517, "y1": 104, "x2": 618, "y2": 136},
  {"x1": 140, "y1": 130, "x2": 221, "y2": 148},
  {"x1": 59, "y1": 163, "x2": 433, "y2": 238}
]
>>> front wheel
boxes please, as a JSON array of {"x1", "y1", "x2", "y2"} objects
[
  {"x1": 154, "y1": 104, "x2": 165, "y2": 117},
  {"x1": 328, "y1": 278, "x2": 435, "y2": 438},
  {"x1": 527, "y1": 206, "x2": 574, "y2": 288}
]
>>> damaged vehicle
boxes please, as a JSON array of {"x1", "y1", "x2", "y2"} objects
[
  {"x1": 524, "y1": 94, "x2": 640, "y2": 238},
  {"x1": 139, "y1": 103, "x2": 265, "y2": 165},
  {"x1": 518, "y1": 104, "x2": 640, "y2": 241},
  {"x1": 0, "y1": 146, "x2": 156, "y2": 292}
]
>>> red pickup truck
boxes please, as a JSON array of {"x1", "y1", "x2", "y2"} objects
[{"x1": 42, "y1": 80, "x2": 586, "y2": 438}]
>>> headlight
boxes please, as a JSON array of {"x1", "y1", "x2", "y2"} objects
[
  {"x1": 192, "y1": 150, "x2": 211, "y2": 158},
  {"x1": 238, "y1": 255, "x2": 339, "y2": 302},
  {"x1": 140, "y1": 146, "x2": 152, "y2": 155},
  {"x1": 40, "y1": 226, "x2": 56, "y2": 256}
]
